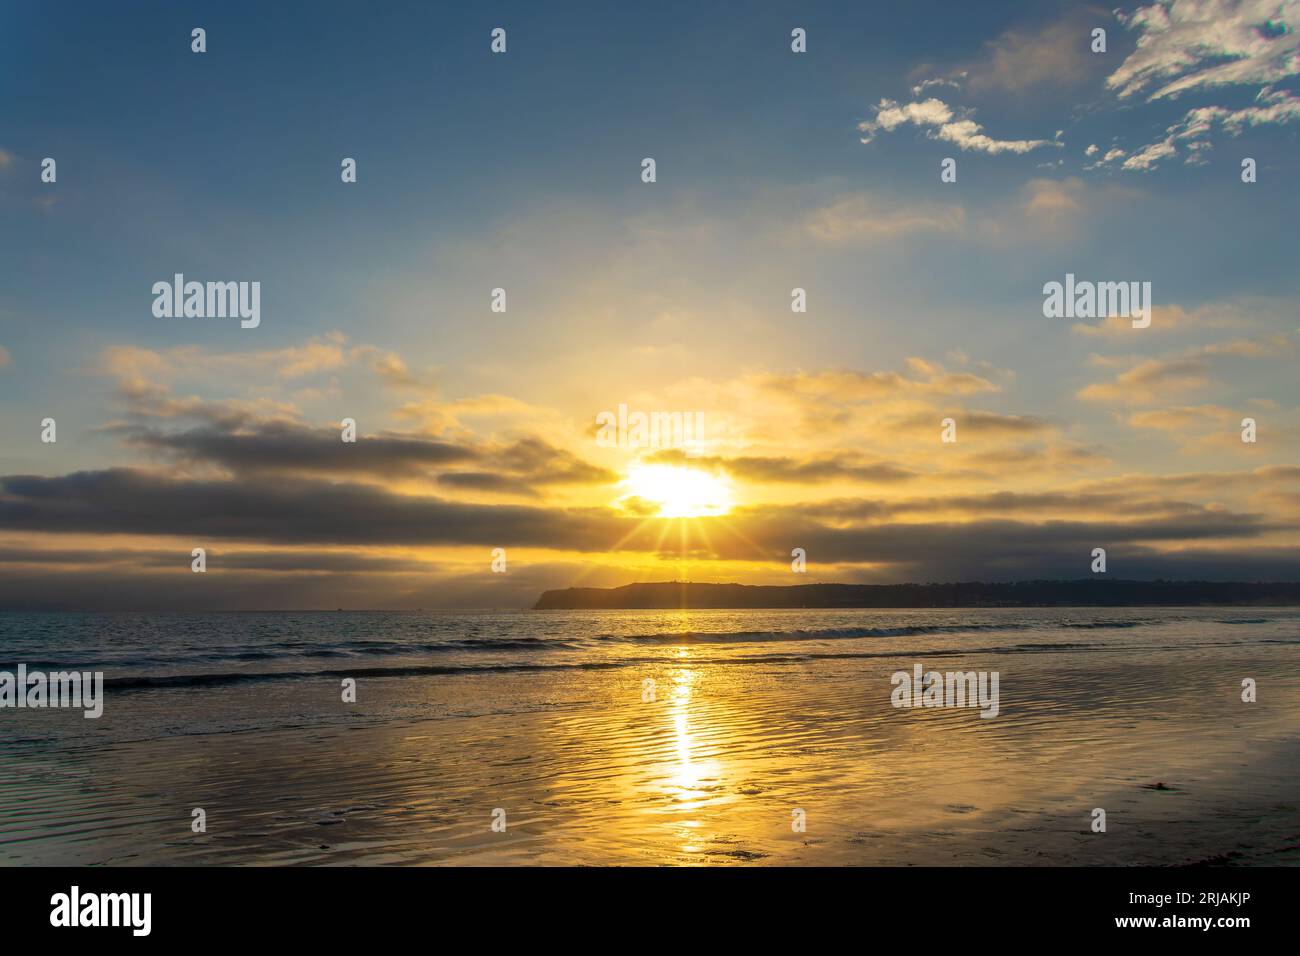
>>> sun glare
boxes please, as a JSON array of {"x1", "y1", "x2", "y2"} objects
[{"x1": 623, "y1": 463, "x2": 733, "y2": 518}]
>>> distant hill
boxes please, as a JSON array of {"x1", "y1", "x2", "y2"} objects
[{"x1": 533, "y1": 580, "x2": 1300, "y2": 610}]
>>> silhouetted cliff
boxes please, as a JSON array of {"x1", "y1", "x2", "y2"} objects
[{"x1": 533, "y1": 580, "x2": 1300, "y2": 609}]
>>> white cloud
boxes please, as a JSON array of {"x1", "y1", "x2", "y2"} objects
[
  {"x1": 867, "y1": 97, "x2": 955, "y2": 134},
  {"x1": 910, "y1": 74, "x2": 966, "y2": 96},
  {"x1": 1122, "y1": 140, "x2": 1178, "y2": 170},
  {"x1": 859, "y1": 98, "x2": 1057, "y2": 154},
  {"x1": 1117, "y1": 88, "x2": 1300, "y2": 169},
  {"x1": 1098, "y1": 2, "x2": 1300, "y2": 170},
  {"x1": 1108, "y1": 0, "x2": 1300, "y2": 101}
]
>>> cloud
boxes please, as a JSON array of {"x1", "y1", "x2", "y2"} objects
[
  {"x1": 1108, "y1": 0, "x2": 1300, "y2": 101},
  {"x1": 0, "y1": 546, "x2": 582, "y2": 611},
  {"x1": 1078, "y1": 333, "x2": 1295, "y2": 402},
  {"x1": 759, "y1": 365, "x2": 1000, "y2": 401},
  {"x1": 965, "y1": 10, "x2": 1107, "y2": 94},
  {"x1": 361, "y1": 349, "x2": 421, "y2": 388},
  {"x1": 489, "y1": 435, "x2": 618, "y2": 486},
  {"x1": 9, "y1": 314, "x2": 1296, "y2": 607},
  {"x1": 644, "y1": 448, "x2": 918, "y2": 485},
  {"x1": 116, "y1": 421, "x2": 477, "y2": 477},
  {"x1": 1071, "y1": 296, "x2": 1279, "y2": 338},
  {"x1": 868, "y1": 97, "x2": 956, "y2": 132},
  {"x1": 0, "y1": 544, "x2": 438, "y2": 575},
  {"x1": 437, "y1": 437, "x2": 618, "y2": 494},
  {"x1": 111, "y1": 419, "x2": 615, "y2": 494},
  {"x1": 1098, "y1": 2, "x2": 1300, "y2": 169},
  {"x1": 801, "y1": 488, "x2": 1225, "y2": 520},
  {"x1": 954, "y1": 443, "x2": 1113, "y2": 475},
  {"x1": 0, "y1": 467, "x2": 1282, "y2": 598},
  {"x1": 1128, "y1": 403, "x2": 1240, "y2": 433},
  {"x1": 937, "y1": 119, "x2": 1058, "y2": 154},
  {"x1": 1172, "y1": 89, "x2": 1300, "y2": 137},
  {"x1": 0, "y1": 345, "x2": 10, "y2": 368},
  {"x1": 803, "y1": 192, "x2": 966, "y2": 242},
  {"x1": 910, "y1": 75, "x2": 966, "y2": 95},
  {"x1": 1201, "y1": 332, "x2": 1296, "y2": 357},
  {"x1": 1072, "y1": 302, "x2": 1200, "y2": 337},
  {"x1": 1121, "y1": 139, "x2": 1179, "y2": 170},
  {"x1": 1079, "y1": 355, "x2": 1213, "y2": 403},
  {"x1": 0, "y1": 468, "x2": 632, "y2": 550},
  {"x1": 714, "y1": 508, "x2": 1276, "y2": 574},
  {"x1": 101, "y1": 333, "x2": 425, "y2": 394},
  {"x1": 395, "y1": 393, "x2": 567, "y2": 439},
  {"x1": 1022, "y1": 176, "x2": 1087, "y2": 221},
  {"x1": 858, "y1": 98, "x2": 1058, "y2": 154},
  {"x1": 893, "y1": 409, "x2": 1053, "y2": 437},
  {"x1": 1109, "y1": 88, "x2": 1300, "y2": 169},
  {"x1": 6, "y1": 540, "x2": 1294, "y2": 610},
  {"x1": 908, "y1": 9, "x2": 1106, "y2": 98}
]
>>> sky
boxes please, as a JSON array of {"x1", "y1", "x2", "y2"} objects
[{"x1": 0, "y1": 0, "x2": 1297, "y2": 609}]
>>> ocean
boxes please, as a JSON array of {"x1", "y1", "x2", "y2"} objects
[{"x1": 1, "y1": 607, "x2": 1297, "y2": 865}]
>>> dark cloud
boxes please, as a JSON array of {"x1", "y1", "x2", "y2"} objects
[
  {"x1": 1, "y1": 468, "x2": 1274, "y2": 554},
  {"x1": 118, "y1": 422, "x2": 475, "y2": 475},
  {"x1": 1, "y1": 462, "x2": 1291, "y2": 608},
  {"x1": 113, "y1": 421, "x2": 615, "y2": 491},
  {"x1": 0, "y1": 468, "x2": 631, "y2": 548},
  {"x1": 0, "y1": 567, "x2": 545, "y2": 611},
  {"x1": 893, "y1": 410, "x2": 1052, "y2": 436},
  {"x1": 2, "y1": 466, "x2": 1287, "y2": 567},
  {"x1": 0, "y1": 548, "x2": 618, "y2": 610},
  {"x1": 725, "y1": 508, "x2": 1273, "y2": 565},
  {"x1": 0, "y1": 545, "x2": 438, "y2": 573},
  {"x1": 799, "y1": 491, "x2": 1216, "y2": 521},
  {"x1": 436, "y1": 472, "x2": 544, "y2": 495},
  {"x1": 494, "y1": 436, "x2": 617, "y2": 485}
]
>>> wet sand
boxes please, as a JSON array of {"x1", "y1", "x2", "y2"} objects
[{"x1": 3, "y1": 635, "x2": 1297, "y2": 866}]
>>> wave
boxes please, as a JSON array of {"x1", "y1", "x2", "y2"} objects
[
  {"x1": 103, "y1": 659, "x2": 629, "y2": 691},
  {"x1": 99, "y1": 639, "x2": 1174, "y2": 692},
  {"x1": 13, "y1": 638, "x2": 577, "y2": 671},
  {"x1": 597, "y1": 619, "x2": 1166, "y2": 645},
  {"x1": 16, "y1": 614, "x2": 1281, "y2": 678}
]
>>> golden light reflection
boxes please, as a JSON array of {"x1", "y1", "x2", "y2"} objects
[{"x1": 666, "y1": 665, "x2": 722, "y2": 803}]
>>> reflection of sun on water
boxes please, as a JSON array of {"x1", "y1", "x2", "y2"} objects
[{"x1": 666, "y1": 663, "x2": 724, "y2": 857}]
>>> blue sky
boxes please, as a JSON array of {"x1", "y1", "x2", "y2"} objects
[{"x1": 1, "y1": 1, "x2": 1297, "y2": 607}]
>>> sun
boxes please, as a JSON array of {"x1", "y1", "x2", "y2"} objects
[{"x1": 622, "y1": 463, "x2": 734, "y2": 518}]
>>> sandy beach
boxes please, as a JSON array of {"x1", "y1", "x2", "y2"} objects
[{"x1": 2, "y1": 608, "x2": 1297, "y2": 866}]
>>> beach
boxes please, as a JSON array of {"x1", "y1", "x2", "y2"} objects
[{"x1": 1, "y1": 607, "x2": 1297, "y2": 866}]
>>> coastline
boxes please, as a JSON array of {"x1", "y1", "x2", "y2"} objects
[
  {"x1": 533, "y1": 581, "x2": 1300, "y2": 610},
  {"x1": 3, "y1": 607, "x2": 1296, "y2": 866}
]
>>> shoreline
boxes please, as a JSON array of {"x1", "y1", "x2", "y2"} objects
[{"x1": 3, "y1": 614, "x2": 1296, "y2": 866}]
